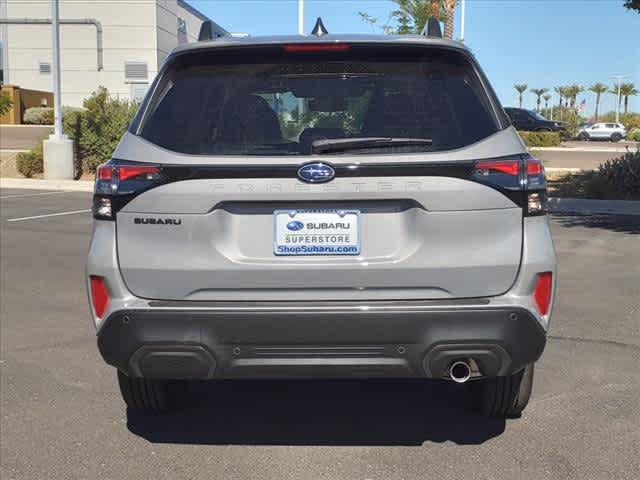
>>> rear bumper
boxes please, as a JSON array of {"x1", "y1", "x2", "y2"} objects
[{"x1": 97, "y1": 303, "x2": 546, "y2": 380}]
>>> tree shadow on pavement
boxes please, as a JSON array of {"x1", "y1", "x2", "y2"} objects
[
  {"x1": 126, "y1": 379, "x2": 505, "y2": 446},
  {"x1": 551, "y1": 214, "x2": 640, "y2": 234}
]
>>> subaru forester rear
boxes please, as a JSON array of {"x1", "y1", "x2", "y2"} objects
[{"x1": 87, "y1": 29, "x2": 556, "y2": 417}]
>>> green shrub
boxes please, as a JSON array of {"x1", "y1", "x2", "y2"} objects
[
  {"x1": 16, "y1": 143, "x2": 44, "y2": 178},
  {"x1": 74, "y1": 87, "x2": 138, "y2": 172},
  {"x1": 19, "y1": 89, "x2": 137, "y2": 176},
  {"x1": 23, "y1": 106, "x2": 82, "y2": 125},
  {"x1": 518, "y1": 131, "x2": 562, "y2": 148},
  {"x1": 583, "y1": 172, "x2": 611, "y2": 198},
  {"x1": 597, "y1": 150, "x2": 640, "y2": 199},
  {"x1": 23, "y1": 107, "x2": 53, "y2": 124},
  {"x1": 627, "y1": 129, "x2": 640, "y2": 142},
  {"x1": 0, "y1": 91, "x2": 13, "y2": 116}
]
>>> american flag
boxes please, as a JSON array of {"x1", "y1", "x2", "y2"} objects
[{"x1": 578, "y1": 99, "x2": 587, "y2": 110}]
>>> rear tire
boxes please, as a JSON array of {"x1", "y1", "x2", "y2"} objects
[
  {"x1": 470, "y1": 364, "x2": 534, "y2": 417},
  {"x1": 578, "y1": 132, "x2": 589, "y2": 141},
  {"x1": 117, "y1": 370, "x2": 186, "y2": 412},
  {"x1": 610, "y1": 133, "x2": 622, "y2": 143}
]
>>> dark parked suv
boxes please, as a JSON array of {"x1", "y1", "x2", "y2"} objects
[
  {"x1": 87, "y1": 19, "x2": 556, "y2": 418},
  {"x1": 505, "y1": 107, "x2": 567, "y2": 134}
]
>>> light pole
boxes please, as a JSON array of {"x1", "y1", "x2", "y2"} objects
[
  {"x1": 51, "y1": 0, "x2": 62, "y2": 139},
  {"x1": 612, "y1": 75, "x2": 627, "y2": 124},
  {"x1": 298, "y1": 0, "x2": 304, "y2": 35},
  {"x1": 460, "y1": 0, "x2": 466, "y2": 42},
  {"x1": 43, "y1": 0, "x2": 74, "y2": 180}
]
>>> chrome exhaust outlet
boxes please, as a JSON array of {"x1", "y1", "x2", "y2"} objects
[{"x1": 449, "y1": 360, "x2": 472, "y2": 383}]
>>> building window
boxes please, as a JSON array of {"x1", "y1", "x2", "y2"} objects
[
  {"x1": 39, "y1": 62, "x2": 52, "y2": 75},
  {"x1": 124, "y1": 61, "x2": 148, "y2": 83}
]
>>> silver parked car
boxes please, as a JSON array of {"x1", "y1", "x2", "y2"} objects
[
  {"x1": 87, "y1": 19, "x2": 556, "y2": 417},
  {"x1": 577, "y1": 122, "x2": 627, "y2": 142}
]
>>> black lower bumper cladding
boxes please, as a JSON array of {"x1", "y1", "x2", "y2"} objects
[{"x1": 97, "y1": 306, "x2": 546, "y2": 380}]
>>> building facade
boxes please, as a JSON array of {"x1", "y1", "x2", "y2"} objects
[{"x1": 0, "y1": 0, "x2": 226, "y2": 107}]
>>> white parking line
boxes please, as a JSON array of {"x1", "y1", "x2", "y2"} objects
[
  {"x1": 0, "y1": 191, "x2": 72, "y2": 199},
  {"x1": 6, "y1": 209, "x2": 91, "y2": 222}
]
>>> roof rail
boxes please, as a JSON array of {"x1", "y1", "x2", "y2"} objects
[
  {"x1": 310, "y1": 17, "x2": 329, "y2": 37},
  {"x1": 198, "y1": 20, "x2": 214, "y2": 41},
  {"x1": 421, "y1": 16, "x2": 442, "y2": 38}
]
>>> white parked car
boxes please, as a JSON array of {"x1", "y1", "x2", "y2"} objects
[{"x1": 577, "y1": 122, "x2": 627, "y2": 142}]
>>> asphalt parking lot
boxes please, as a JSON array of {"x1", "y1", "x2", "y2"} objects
[{"x1": 1, "y1": 189, "x2": 639, "y2": 480}]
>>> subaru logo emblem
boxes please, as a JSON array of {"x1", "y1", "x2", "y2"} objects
[
  {"x1": 286, "y1": 220, "x2": 304, "y2": 231},
  {"x1": 297, "y1": 162, "x2": 335, "y2": 183}
]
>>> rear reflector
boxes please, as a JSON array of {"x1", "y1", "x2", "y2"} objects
[
  {"x1": 97, "y1": 165, "x2": 113, "y2": 180},
  {"x1": 283, "y1": 43, "x2": 350, "y2": 52},
  {"x1": 90, "y1": 276, "x2": 110, "y2": 319},
  {"x1": 526, "y1": 157, "x2": 543, "y2": 175},
  {"x1": 533, "y1": 272, "x2": 553, "y2": 316}
]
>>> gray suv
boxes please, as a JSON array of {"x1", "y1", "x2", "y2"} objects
[{"x1": 87, "y1": 21, "x2": 556, "y2": 418}]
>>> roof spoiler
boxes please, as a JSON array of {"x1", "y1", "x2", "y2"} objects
[{"x1": 421, "y1": 16, "x2": 442, "y2": 38}]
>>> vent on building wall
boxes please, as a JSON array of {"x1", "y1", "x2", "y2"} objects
[
  {"x1": 39, "y1": 62, "x2": 52, "y2": 75},
  {"x1": 124, "y1": 61, "x2": 148, "y2": 82}
]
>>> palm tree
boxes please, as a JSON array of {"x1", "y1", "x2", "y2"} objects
[
  {"x1": 589, "y1": 83, "x2": 608, "y2": 121},
  {"x1": 543, "y1": 93, "x2": 551, "y2": 112},
  {"x1": 530, "y1": 88, "x2": 549, "y2": 112},
  {"x1": 566, "y1": 84, "x2": 584, "y2": 109},
  {"x1": 514, "y1": 84, "x2": 528, "y2": 108},
  {"x1": 442, "y1": 0, "x2": 457, "y2": 39},
  {"x1": 387, "y1": 0, "x2": 437, "y2": 34},
  {"x1": 554, "y1": 86, "x2": 564, "y2": 110},
  {"x1": 619, "y1": 82, "x2": 638, "y2": 115}
]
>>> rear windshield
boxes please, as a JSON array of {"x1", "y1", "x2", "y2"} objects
[{"x1": 138, "y1": 45, "x2": 500, "y2": 155}]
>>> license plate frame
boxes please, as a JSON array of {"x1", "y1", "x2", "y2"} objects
[{"x1": 273, "y1": 209, "x2": 361, "y2": 256}]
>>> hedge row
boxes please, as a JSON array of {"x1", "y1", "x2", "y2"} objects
[{"x1": 517, "y1": 131, "x2": 562, "y2": 148}]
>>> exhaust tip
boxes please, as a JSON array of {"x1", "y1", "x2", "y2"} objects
[{"x1": 449, "y1": 360, "x2": 472, "y2": 383}]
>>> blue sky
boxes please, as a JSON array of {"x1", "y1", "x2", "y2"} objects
[{"x1": 192, "y1": 0, "x2": 640, "y2": 116}]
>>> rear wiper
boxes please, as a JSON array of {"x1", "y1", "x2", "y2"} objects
[{"x1": 312, "y1": 137, "x2": 433, "y2": 154}]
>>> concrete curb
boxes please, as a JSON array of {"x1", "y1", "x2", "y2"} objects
[
  {"x1": 0, "y1": 177, "x2": 94, "y2": 192},
  {"x1": 549, "y1": 197, "x2": 640, "y2": 216},
  {"x1": 533, "y1": 147, "x2": 635, "y2": 153},
  {"x1": 545, "y1": 167, "x2": 583, "y2": 173}
]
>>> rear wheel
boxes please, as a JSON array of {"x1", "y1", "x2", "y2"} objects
[
  {"x1": 610, "y1": 132, "x2": 622, "y2": 142},
  {"x1": 117, "y1": 370, "x2": 187, "y2": 412},
  {"x1": 578, "y1": 132, "x2": 589, "y2": 141},
  {"x1": 470, "y1": 364, "x2": 534, "y2": 417}
]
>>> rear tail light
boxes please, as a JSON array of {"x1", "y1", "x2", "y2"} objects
[
  {"x1": 473, "y1": 154, "x2": 547, "y2": 216},
  {"x1": 93, "y1": 162, "x2": 164, "y2": 220},
  {"x1": 533, "y1": 272, "x2": 553, "y2": 316},
  {"x1": 474, "y1": 159, "x2": 520, "y2": 177},
  {"x1": 90, "y1": 276, "x2": 110, "y2": 319},
  {"x1": 283, "y1": 43, "x2": 350, "y2": 52}
]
